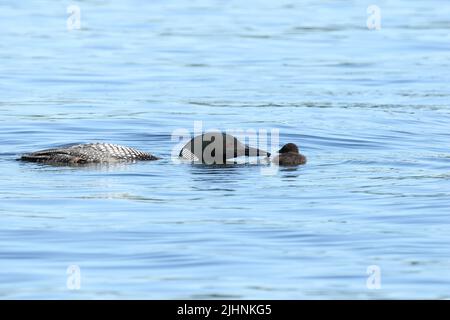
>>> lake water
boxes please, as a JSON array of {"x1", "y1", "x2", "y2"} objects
[{"x1": 1, "y1": 0, "x2": 450, "y2": 299}]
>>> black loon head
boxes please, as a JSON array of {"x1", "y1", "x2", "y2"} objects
[
  {"x1": 179, "y1": 132, "x2": 271, "y2": 164},
  {"x1": 278, "y1": 143, "x2": 299, "y2": 154}
]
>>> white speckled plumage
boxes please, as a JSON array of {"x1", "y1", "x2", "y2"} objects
[{"x1": 21, "y1": 143, "x2": 159, "y2": 164}]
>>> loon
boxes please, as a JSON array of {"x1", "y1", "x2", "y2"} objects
[
  {"x1": 179, "y1": 132, "x2": 270, "y2": 164},
  {"x1": 272, "y1": 143, "x2": 307, "y2": 166},
  {"x1": 20, "y1": 143, "x2": 159, "y2": 165}
]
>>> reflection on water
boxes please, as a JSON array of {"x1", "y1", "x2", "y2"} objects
[{"x1": 1, "y1": 0, "x2": 450, "y2": 299}]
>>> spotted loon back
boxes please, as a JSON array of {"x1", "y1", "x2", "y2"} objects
[{"x1": 20, "y1": 143, "x2": 159, "y2": 164}]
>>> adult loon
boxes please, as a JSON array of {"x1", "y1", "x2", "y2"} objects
[
  {"x1": 20, "y1": 143, "x2": 159, "y2": 164},
  {"x1": 272, "y1": 143, "x2": 306, "y2": 166},
  {"x1": 179, "y1": 132, "x2": 270, "y2": 164}
]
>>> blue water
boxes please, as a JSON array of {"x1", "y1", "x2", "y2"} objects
[{"x1": 1, "y1": 0, "x2": 450, "y2": 299}]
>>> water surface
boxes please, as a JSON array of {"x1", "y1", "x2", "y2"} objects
[{"x1": 1, "y1": 0, "x2": 450, "y2": 299}]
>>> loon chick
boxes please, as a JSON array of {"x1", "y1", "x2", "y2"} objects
[
  {"x1": 179, "y1": 132, "x2": 270, "y2": 164},
  {"x1": 20, "y1": 143, "x2": 159, "y2": 165},
  {"x1": 272, "y1": 143, "x2": 306, "y2": 166}
]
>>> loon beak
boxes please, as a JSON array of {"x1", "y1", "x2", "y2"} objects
[{"x1": 244, "y1": 146, "x2": 271, "y2": 157}]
